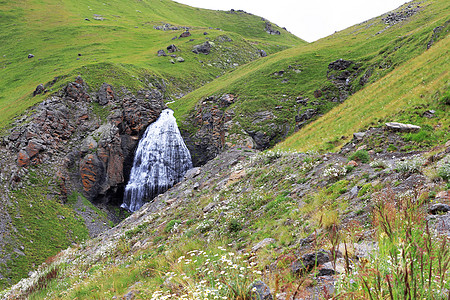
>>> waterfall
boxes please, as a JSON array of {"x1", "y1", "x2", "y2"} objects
[{"x1": 121, "y1": 109, "x2": 192, "y2": 212}]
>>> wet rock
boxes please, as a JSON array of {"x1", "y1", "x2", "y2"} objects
[{"x1": 33, "y1": 84, "x2": 45, "y2": 96}]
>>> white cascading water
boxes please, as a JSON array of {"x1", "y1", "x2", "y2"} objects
[{"x1": 121, "y1": 109, "x2": 193, "y2": 212}]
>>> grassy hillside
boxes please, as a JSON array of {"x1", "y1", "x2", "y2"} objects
[
  {"x1": 277, "y1": 35, "x2": 449, "y2": 152},
  {"x1": 0, "y1": 0, "x2": 304, "y2": 128},
  {"x1": 172, "y1": 0, "x2": 449, "y2": 149}
]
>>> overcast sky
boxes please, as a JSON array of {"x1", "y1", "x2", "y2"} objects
[{"x1": 174, "y1": 0, "x2": 408, "y2": 42}]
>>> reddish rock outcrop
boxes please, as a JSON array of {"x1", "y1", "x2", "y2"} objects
[{"x1": 7, "y1": 77, "x2": 166, "y2": 203}]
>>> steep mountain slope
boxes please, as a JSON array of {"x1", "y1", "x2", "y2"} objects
[
  {"x1": 0, "y1": 0, "x2": 304, "y2": 128},
  {"x1": 0, "y1": 0, "x2": 304, "y2": 289},
  {"x1": 173, "y1": 0, "x2": 449, "y2": 164},
  {"x1": 0, "y1": 0, "x2": 449, "y2": 297}
]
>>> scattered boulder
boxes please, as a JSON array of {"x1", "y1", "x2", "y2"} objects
[
  {"x1": 33, "y1": 84, "x2": 45, "y2": 96},
  {"x1": 157, "y1": 50, "x2": 167, "y2": 57},
  {"x1": 166, "y1": 44, "x2": 178, "y2": 53},
  {"x1": 179, "y1": 31, "x2": 191, "y2": 38},
  {"x1": 192, "y1": 42, "x2": 211, "y2": 55},
  {"x1": 250, "y1": 281, "x2": 273, "y2": 300},
  {"x1": 353, "y1": 132, "x2": 366, "y2": 141},
  {"x1": 295, "y1": 108, "x2": 317, "y2": 123},
  {"x1": 423, "y1": 110, "x2": 436, "y2": 118},
  {"x1": 252, "y1": 238, "x2": 275, "y2": 252},
  {"x1": 382, "y1": 6, "x2": 420, "y2": 25},
  {"x1": 385, "y1": 122, "x2": 421, "y2": 133},
  {"x1": 292, "y1": 249, "x2": 331, "y2": 275},
  {"x1": 265, "y1": 22, "x2": 281, "y2": 35},
  {"x1": 227, "y1": 169, "x2": 246, "y2": 186}
]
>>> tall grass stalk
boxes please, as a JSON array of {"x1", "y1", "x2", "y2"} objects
[{"x1": 337, "y1": 189, "x2": 450, "y2": 299}]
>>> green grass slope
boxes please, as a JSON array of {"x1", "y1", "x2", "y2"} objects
[
  {"x1": 277, "y1": 35, "x2": 449, "y2": 152},
  {"x1": 173, "y1": 0, "x2": 449, "y2": 149},
  {"x1": 0, "y1": 0, "x2": 304, "y2": 128}
]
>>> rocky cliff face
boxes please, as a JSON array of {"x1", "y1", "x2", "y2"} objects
[{"x1": 2, "y1": 78, "x2": 166, "y2": 204}]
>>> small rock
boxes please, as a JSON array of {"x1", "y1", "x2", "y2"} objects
[
  {"x1": 260, "y1": 49, "x2": 267, "y2": 57},
  {"x1": 436, "y1": 190, "x2": 450, "y2": 200},
  {"x1": 353, "y1": 132, "x2": 366, "y2": 141},
  {"x1": 157, "y1": 49, "x2": 167, "y2": 57},
  {"x1": 179, "y1": 31, "x2": 191, "y2": 38},
  {"x1": 423, "y1": 110, "x2": 436, "y2": 118},
  {"x1": 356, "y1": 145, "x2": 367, "y2": 151},
  {"x1": 226, "y1": 169, "x2": 246, "y2": 186},
  {"x1": 349, "y1": 186, "x2": 359, "y2": 198},
  {"x1": 292, "y1": 249, "x2": 331, "y2": 275},
  {"x1": 252, "y1": 238, "x2": 275, "y2": 252},
  {"x1": 28, "y1": 54, "x2": 34, "y2": 59},
  {"x1": 193, "y1": 182, "x2": 200, "y2": 190},
  {"x1": 167, "y1": 44, "x2": 178, "y2": 53},
  {"x1": 429, "y1": 203, "x2": 450, "y2": 215},
  {"x1": 347, "y1": 160, "x2": 358, "y2": 167},
  {"x1": 176, "y1": 57, "x2": 185, "y2": 62},
  {"x1": 250, "y1": 281, "x2": 273, "y2": 300},
  {"x1": 33, "y1": 84, "x2": 45, "y2": 96},
  {"x1": 184, "y1": 167, "x2": 201, "y2": 180},
  {"x1": 203, "y1": 202, "x2": 216, "y2": 213},
  {"x1": 385, "y1": 122, "x2": 421, "y2": 133},
  {"x1": 84, "y1": 18, "x2": 90, "y2": 21},
  {"x1": 203, "y1": 32, "x2": 208, "y2": 35},
  {"x1": 192, "y1": 41, "x2": 211, "y2": 55}
]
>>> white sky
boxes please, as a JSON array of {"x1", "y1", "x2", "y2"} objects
[{"x1": 174, "y1": 0, "x2": 408, "y2": 42}]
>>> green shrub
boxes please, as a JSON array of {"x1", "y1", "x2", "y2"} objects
[
  {"x1": 349, "y1": 150, "x2": 370, "y2": 163},
  {"x1": 358, "y1": 183, "x2": 373, "y2": 197},
  {"x1": 227, "y1": 219, "x2": 242, "y2": 233},
  {"x1": 437, "y1": 158, "x2": 450, "y2": 181},
  {"x1": 395, "y1": 156, "x2": 425, "y2": 174},
  {"x1": 164, "y1": 219, "x2": 181, "y2": 233}
]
